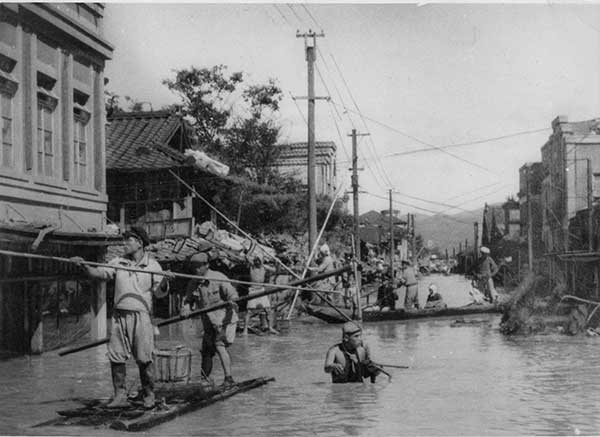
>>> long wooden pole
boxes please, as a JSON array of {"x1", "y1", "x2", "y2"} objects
[
  {"x1": 286, "y1": 187, "x2": 343, "y2": 319},
  {"x1": 58, "y1": 266, "x2": 351, "y2": 356},
  {"x1": 0, "y1": 249, "x2": 339, "y2": 295}
]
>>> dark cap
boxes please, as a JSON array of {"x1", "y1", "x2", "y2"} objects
[
  {"x1": 401, "y1": 259, "x2": 411, "y2": 265},
  {"x1": 342, "y1": 321, "x2": 362, "y2": 336},
  {"x1": 190, "y1": 252, "x2": 210, "y2": 265},
  {"x1": 123, "y1": 226, "x2": 150, "y2": 247}
]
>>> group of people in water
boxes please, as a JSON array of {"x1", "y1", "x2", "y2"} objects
[{"x1": 69, "y1": 228, "x2": 504, "y2": 409}]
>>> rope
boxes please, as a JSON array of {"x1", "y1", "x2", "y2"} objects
[
  {"x1": 168, "y1": 171, "x2": 353, "y2": 323},
  {"x1": 169, "y1": 170, "x2": 302, "y2": 281}
]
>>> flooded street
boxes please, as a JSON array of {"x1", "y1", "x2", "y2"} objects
[{"x1": 3, "y1": 275, "x2": 600, "y2": 436}]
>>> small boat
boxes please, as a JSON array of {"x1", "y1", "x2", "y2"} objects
[
  {"x1": 305, "y1": 302, "x2": 502, "y2": 324},
  {"x1": 33, "y1": 377, "x2": 274, "y2": 432}
]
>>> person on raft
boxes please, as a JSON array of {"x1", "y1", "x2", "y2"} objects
[
  {"x1": 399, "y1": 259, "x2": 419, "y2": 309},
  {"x1": 71, "y1": 227, "x2": 173, "y2": 409},
  {"x1": 324, "y1": 322, "x2": 381, "y2": 383},
  {"x1": 477, "y1": 246, "x2": 499, "y2": 304},
  {"x1": 181, "y1": 252, "x2": 239, "y2": 389},
  {"x1": 425, "y1": 283, "x2": 446, "y2": 309}
]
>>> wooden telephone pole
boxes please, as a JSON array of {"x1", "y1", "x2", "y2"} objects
[
  {"x1": 350, "y1": 129, "x2": 368, "y2": 322},
  {"x1": 350, "y1": 129, "x2": 369, "y2": 263},
  {"x1": 389, "y1": 189, "x2": 394, "y2": 279},
  {"x1": 296, "y1": 30, "x2": 326, "y2": 255}
]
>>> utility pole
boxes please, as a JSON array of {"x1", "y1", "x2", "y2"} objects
[
  {"x1": 296, "y1": 30, "x2": 326, "y2": 257},
  {"x1": 389, "y1": 189, "x2": 394, "y2": 279},
  {"x1": 474, "y1": 222, "x2": 479, "y2": 262},
  {"x1": 349, "y1": 129, "x2": 368, "y2": 263},
  {"x1": 527, "y1": 166, "x2": 534, "y2": 272},
  {"x1": 588, "y1": 159, "x2": 594, "y2": 252},
  {"x1": 349, "y1": 128, "x2": 368, "y2": 322}
]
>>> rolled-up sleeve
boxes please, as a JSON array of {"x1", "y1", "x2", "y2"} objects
[
  {"x1": 97, "y1": 258, "x2": 119, "y2": 281},
  {"x1": 221, "y1": 281, "x2": 238, "y2": 301},
  {"x1": 148, "y1": 260, "x2": 167, "y2": 298}
]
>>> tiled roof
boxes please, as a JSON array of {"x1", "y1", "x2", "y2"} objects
[
  {"x1": 274, "y1": 141, "x2": 336, "y2": 166},
  {"x1": 106, "y1": 111, "x2": 189, "y2": 170}
]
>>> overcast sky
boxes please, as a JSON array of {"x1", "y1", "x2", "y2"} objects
[{"x1": 104, "y1": 3, "x2": 600, "y2": 216}]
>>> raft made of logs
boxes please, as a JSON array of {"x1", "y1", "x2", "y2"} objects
[{"x1": 33, "y1": 377, "x2": 274, "y2": 432}]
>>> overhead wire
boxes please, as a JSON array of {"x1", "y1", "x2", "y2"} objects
[
  {"x1": 363, "y1": 191, "x2": 474, "y2": 225},
  {"x1": 329, "y1": 100, "x2": 500, "y2": 177},
  {"x1": 297, "y1": 3, "x2": 395, "y2": 188},
  {"x1": 282, "y1": 4, "x2": 390, "y2": 191}
]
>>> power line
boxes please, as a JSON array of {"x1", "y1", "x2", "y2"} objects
[
  {"x1": 436, "y1": 184, "x2": 513, "y2": 215},
  {"x1": 393, "y1": 190, "x2": 472, "y2": 213},
  {"x1": 444, "y1": 181, "x2": 502, "y2": 202},
  {"x1": 300, "y1": 3, "x2": 322, "y2": 30},
  {"x1": 363, "y1": 191, "x2": 474, "y2": 225},
  {"x1": 330, "y1": 100, "x2": 501, "y2": 176},
  {"x1": 326, "y1": 53, "x2": 396, "y2": 187},
  {"x1": 286, "y1": 4, "x2": 305, "y2": 26},
  {"x1": 272, "y1": 4, "x2": 293, "y2": 28}
]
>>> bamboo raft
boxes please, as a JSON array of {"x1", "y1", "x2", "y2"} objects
[
  {"x1": 305, "y1": 302, "x2": 502, "y2": 324},
  {"x1": 33, "y1": 377, "x2": 274, "y2": 432}
]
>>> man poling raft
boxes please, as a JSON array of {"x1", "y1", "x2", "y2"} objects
[
  {"x1": 70, "y1": 227, "x2": 175, "y2": 409},
  {"x1": 324, "y1": 322, "x2": 385, "y2": 383}
]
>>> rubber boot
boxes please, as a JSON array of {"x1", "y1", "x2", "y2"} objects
[
  {"x1": 138, "y1": 362, "x2": 155, "y2": 409},
  {"x1": 107, "y1": 362, "x2": 129, "y2": 408}
]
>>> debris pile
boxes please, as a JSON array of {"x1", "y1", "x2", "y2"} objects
[{"x1": 499, "y1": 273, "x2": 600, "y2": 336}]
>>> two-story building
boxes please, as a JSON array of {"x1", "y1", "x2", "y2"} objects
[
  {"x1": 273, "y1": 141, "x2": 337, "y2": 197},
  {"x1": 0, "y1": 3, "x2": 114, "y2": 355}
]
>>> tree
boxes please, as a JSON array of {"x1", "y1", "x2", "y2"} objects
[
  {"x1": 162, "y1": 65, "x2": 243, "y2": 158},
  {"x1": 223, "y1": 80, "x2": 284, "y2": 184}
]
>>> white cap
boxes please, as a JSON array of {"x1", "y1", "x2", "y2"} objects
[
  {"x1": 320, "y1": 243, "x2": 330, "y2": 254},
  {"x1": 480, "y1": 246, "x2": 490, "y2": 254}
]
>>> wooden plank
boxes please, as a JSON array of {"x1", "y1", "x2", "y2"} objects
[{"x1": 111, "y1": 377, "x2": 274, "y2": 432}]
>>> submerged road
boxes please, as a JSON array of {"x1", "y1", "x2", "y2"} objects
[{"x1": 2, "y1": 275, "x2": 600, "y2": 436}]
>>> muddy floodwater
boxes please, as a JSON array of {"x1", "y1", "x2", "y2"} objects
[{"x1": 2, "y1": 275, "x2": 600, "y2": 436}]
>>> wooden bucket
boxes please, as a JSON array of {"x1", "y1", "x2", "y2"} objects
[{"x1": 152, "y1": 346, "x2": 192, "y2": 383}]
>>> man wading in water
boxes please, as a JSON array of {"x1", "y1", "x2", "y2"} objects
[
  {"x1": 71, "y1": 227, "x2": 173, "y2": 409},
  {"x1": 324, "y1": 322, "x2": 381, "y2": 383}
]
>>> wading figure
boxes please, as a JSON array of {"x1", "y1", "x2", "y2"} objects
[
  {"x1": 324, "y1": 322, "x2": 380, "y2": 383},
  {"x1": 71, "y1": 227, "x2": 173, "y2": 409},
  {"x1": 181, "y1": 252, "x2": 239, "y2": 388},
  {"x1": 243, "y1": 256, "x2": 279, "y2": 335}
]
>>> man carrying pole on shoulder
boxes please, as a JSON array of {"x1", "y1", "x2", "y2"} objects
[
  {"x1": 181, "y1": 252, "x2": 239, "y2": 389},
  {"x1": 71, "y1": 226, "x2": 173, "y2": 409}
]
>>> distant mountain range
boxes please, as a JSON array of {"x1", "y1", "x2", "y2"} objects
[{"x1": 413, "y1": 203, "x2": 503, "y2": 253}]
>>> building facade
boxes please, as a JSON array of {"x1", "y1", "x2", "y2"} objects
[
  {"x1": 501, "y1": 197, "x2": 520, "y2": 238},
  {"x1": 541, "y1": 116, "x2": 600, "y2": 253},
  {"x1": 0, "y1": 4, "x2": 114, "y2": 355},
  {"x1": 273, "y1": 141, "x2": 337, "y2": 197},
  {"x1": 518, "y1": 162, "x2": 544, "y2": 257}
]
